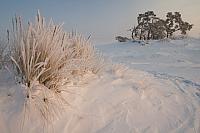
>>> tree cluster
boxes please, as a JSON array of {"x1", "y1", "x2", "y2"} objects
[{"x1": 130, "y1": 11, "x2": 193, "y2": 40}]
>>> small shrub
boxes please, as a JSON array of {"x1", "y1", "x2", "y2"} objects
[
  {"x1": 115, "y1": 36, "x2": 130, "y2": 42},
  {"x1": 8, "y1": 11, "x2": 104, "y2": 129}
]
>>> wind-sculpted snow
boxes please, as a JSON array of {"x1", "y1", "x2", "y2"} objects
[
  {"x1": 0, "y1": 38, "x2": 200, "y2": 133},
  {"x1": 58, "y1": 66, "x2": 200, "y2": 133},
  {"x1": 149, "y1": 71, "x2": 200, "y2": 89},
  {"x1": 1, "y1": 65, "x2": 200, "y2": 133}
]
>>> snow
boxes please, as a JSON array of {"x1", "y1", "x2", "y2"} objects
[
  {"x1": 97, "y1": 38, "x2": 200, "y2": 83},
  {"x1": 1, "y1": 38, "x2": 200, "y2": 133}
]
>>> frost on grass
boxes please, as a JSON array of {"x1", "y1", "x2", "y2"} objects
[
  {"x1": 0, "y1": 40, "x2": 4, "y2": 68},
  {"x1": 0, "y1": 39, "x2": 8, "y2": 69},
  {"x1": 7, "y1": 11, "x2": 104, "y2": 130}
]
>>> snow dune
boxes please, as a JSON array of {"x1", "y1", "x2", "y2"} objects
[{"x1": 0, "y1": 38, "x2": 200, "y2": 133}]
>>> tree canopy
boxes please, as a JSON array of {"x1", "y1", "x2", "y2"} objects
[{"x1": 130, "y1": 11, "x2": 193, "y2": 40}]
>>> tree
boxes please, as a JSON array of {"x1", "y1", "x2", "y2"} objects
[
  {"x1": 151, "y1": 18, "x2": 166, "y2": 39},
  {"x1": 130, "y1": 11, "x2": 193, "y2": 40},
  {"x1": 173, "y1": 12, "x2": 193, "y2": 35},
  {"x1": 165, "y1": 12, "x2": 176, "y2": 38},
  {"x1": 132, "y1": 11, "x2": 157, "y2": 40},
  {"x1": 143, "y1": 11, "x2": 156, "y2": 40},
  {"x1": 165, "y1": 12, "x2": 193, "y2": 38},
  {"x1": 179, "y1": 22, "x2": 193, "y2": 35},
  {"x1": 129, "y1": 26, "x2": 139, "y2": 40}
]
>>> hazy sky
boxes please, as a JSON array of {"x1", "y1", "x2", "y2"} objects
[{"x1": 0, "y1": 0, "x2": 199, "y2": 43}]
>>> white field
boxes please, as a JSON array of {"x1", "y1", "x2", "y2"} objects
[{"x1": 0, "y1": 38, "x2": 200, "y2": 133}]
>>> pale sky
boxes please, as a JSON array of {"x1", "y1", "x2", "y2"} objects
[{"x1": 0, "y1": 0, "x2": 199, "y2": 44}]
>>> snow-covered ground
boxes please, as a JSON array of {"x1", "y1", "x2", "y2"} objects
[
  {"x1": 0, "y1": 38, "x2": 200, "y2": 133},
  {"x1": 97, "y1": 38, "x2": 200, "y2": 84}
]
